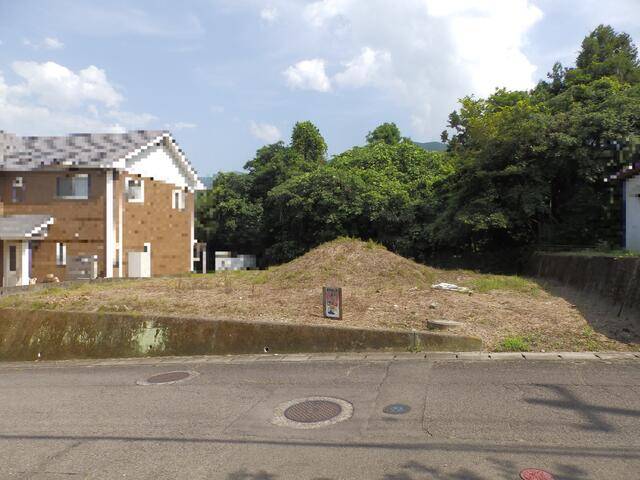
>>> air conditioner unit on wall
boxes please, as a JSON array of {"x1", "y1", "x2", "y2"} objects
[{"x1": 13, "y1": 177, "x2": 23, "y2": 187}]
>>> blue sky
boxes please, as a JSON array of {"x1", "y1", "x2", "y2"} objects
[{"x1": 0, "y1": 0, "x2": 639, "y2": 176}]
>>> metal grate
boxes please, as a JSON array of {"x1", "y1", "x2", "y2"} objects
[{"x1": 284, "y1": 400, "x2": 342, "y2": 423}]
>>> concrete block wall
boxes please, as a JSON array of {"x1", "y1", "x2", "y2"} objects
[{"x1": 530, "y1": 253, "x2": 640, "y2": 324}]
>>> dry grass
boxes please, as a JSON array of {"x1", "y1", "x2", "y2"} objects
[{"x1": 1, "y1": 237, "x2": 638, "y2": 352}]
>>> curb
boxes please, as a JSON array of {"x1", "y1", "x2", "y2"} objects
[{"x1": 0, "y1": 351, "x2": 638, "y2": 370}]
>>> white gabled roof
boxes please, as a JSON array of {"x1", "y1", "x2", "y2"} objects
[{"x1": 0, "y1": 130, "x2": 204, "y2": 190}]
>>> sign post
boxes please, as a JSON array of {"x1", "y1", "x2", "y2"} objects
[{"x1": 323, "y1": 287, "x2": 342, "y2": 320}]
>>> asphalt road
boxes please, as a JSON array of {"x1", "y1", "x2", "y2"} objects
[{"x1": 1, "y1": 355, "x2": 639, "y2": 480}]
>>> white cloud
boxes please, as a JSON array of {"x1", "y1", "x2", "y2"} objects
[
  {"x1": 333, "y1": 47, "x2": 392, "y2": 89},
  {"x1": 10, "y1": 61, "x2": 123, "y2": 109},
  {"x1": 210, "y1": 105, "x2": 225, "y2": 113},
  {"x1": 22, "y1": 37, "x2": 65, "y2": 50},
  {"x1": 295, "y1": 0, "x2": 543, "y2": 138},
  {"x1": 283, "y1": 58, "x2": 331, "y2": 92},
  {"x1": 165, "y1": 121, "x2": 197, "y2": 130},
  {"x1": 43, "y1": 37, "x2": 64, "y2": 49},
  {"x1": 0, "y1": 62, "x2": 156, "y2": 136},
  {"x1": 249, "y1": 121, "x2": 282, "y2": 143},
  {"x1": 425, "y1": 0, "x2": 543, "y2": 96},
  {"x1": 260, "y1": 6, "x2": 279, "y2": 22},
  {"x1": 304, "y1": 0, "x2": 350, "y2": 28}
]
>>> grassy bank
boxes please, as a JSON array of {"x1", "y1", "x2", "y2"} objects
[{"x1": 1, "y1": 238, "x2": 637, "y2": 352}]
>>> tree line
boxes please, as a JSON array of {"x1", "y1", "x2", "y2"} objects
[{"x1": 196, "y1": 25, "x2": 640, "y2": 266}]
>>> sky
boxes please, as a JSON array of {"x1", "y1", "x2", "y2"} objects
[{"x1": 0, "y1": 0, "x2": 639, "y2": 176}]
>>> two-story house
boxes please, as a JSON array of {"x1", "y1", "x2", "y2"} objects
[{"x1": 0, "y1": 130, "x2": 204, "y2": 287}]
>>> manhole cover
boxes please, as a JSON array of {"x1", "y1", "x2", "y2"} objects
[
  {"x1": 284, "y1": 400, "x2": 342, "y2": 423},
  {"x1": 520, "y1": 469, "x2": 555, "y2": 480},
  {"x1": 136, "y1": 370, "x2": 198, "y2": 386},
  {"x1": 383, "y1": 404, "x2": 411, "y2": 415},
  {"x1": 272, "y1": 396, "x2": 354, "y2": 429}
]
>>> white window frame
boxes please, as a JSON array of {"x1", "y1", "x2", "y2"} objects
[
  {"x1": 57, "y1": 173, "x2": 89, "y2": 200},
  {"x1": 8, "y1": 245, "x2": 17, "y2": 272},
  {"x1": 172, "y1": 189, "x2": 185, "y2": 210},
  {"x1": 55, "y1": 242, "x2": 67, "y2": 266},
  {"x1": 11, "y1": 176, "x2": 24, "y2": 203},
  {"x1": 125, "y1": 177, "x2": 144, "y2": 203}
]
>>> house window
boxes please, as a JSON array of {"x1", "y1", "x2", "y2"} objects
[
  {"x1": 56, "y1": 242, "x2": 67, "y2": 266},
  {"x1": 172, "y1": 189, "x2": 185, "y2": 210},
  {"x1": 125, "y1": 178, "x2": 144, "y2": 203},
  {"x1": 12, "y1": 177, "x2": 24, "y2": 203},
  {"x1": 9, "y1": 245, "x2": 17, "y2": 272},
  {"x1": 113, "y1": 244, "x2": 120, "y2": 268},
  {"x1": 57, "y1": 174, "x2": 89, "y2": 199}
]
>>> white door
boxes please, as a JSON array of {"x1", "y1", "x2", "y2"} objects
[
  {"x1": 127, "y1": 251, "x2": 151, "y2": 278},
  {"x1": 3, "y1": 241, "x2": 21, "y2": 287}
]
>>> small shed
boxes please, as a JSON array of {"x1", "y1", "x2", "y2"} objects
[{"x1": 215, "y1": 251, "x2": 257, "y2": 271}]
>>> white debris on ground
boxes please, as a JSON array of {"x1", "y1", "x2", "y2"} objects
[{"x1": 431, "y1": 282, "x2": 471, "y2": 293}]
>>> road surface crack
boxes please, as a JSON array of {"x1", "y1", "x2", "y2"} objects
[{"x1": 21, "y1": 440, "x2": 84, "y2": 479}]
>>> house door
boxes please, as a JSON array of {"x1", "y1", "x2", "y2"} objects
[{"x1": 3, "y1": 241, "x2": 22, "y2": 287}]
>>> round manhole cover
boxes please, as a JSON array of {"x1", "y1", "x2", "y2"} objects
[
  {"x1": 383, "y1": 404, "x2": 411, "y2": 415},
  {"x1": 520, "y1": 469, "x2": 555, "y2": 480},
  {"x1": 284, "y1": 400, "x2": 342, "y2": 423},
  {"x1": 272, "y1": 396, "x2": 353, "y2": 429},
  {"x1": 136, "y1": 370, "x2": 198, "y2": 386}
]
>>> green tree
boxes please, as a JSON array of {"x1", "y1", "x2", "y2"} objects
[
  {"x1": 290, "y1": 121, "x2": 328, "y2": 164},
  {"x1": 244, "y1": 142, "x2": 298, "y2": 201},
  {"x1": 574, "y1": 24, "x2": 640, "y2": 84},
  {"x1": 264, "y1": 136, "x2": 454, "y2": 262},
  {"x1": 195, "y1": 25, "x2": 640, "y2": 266},
  {"x1": 366, "y1": 122, "x2": 402, "y2": 145},
  {"x1": 195, "y1": 172, "x2": 263, "y2": 253},
  {"x1": 436, "y1": 25, "x2": 640, "y2": 251},
  {"x1": 431, "y1": 91, "x2": 552, "y2": 251}
]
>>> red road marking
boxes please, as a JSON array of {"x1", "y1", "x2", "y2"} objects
[{"x1": 520, "y1": 469, "x2": 555, "y2": 480}]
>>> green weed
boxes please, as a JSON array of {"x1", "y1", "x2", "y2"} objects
[
  {"x1": 497, "y1": 336, "x2": 530, "y2": 352},
  {"x1": 469, "y1": 275, "x2": 540, "y2": 295}
]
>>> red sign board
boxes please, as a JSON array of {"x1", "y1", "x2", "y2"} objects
[{"x1": 323, "y1": 287, "x2": 342, "y2": 319}]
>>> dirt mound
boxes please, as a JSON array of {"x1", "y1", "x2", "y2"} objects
[{"x1": 268, "y1": 238, "x2": 436, "y2": 288}]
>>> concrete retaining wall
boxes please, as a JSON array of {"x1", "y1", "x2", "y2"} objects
[
  {"x1": 529, "y1": 253, "x2": 640, "y2": 320},
  {"x1": 0, "y1": 309, "x2": 482, "y2": 361}
]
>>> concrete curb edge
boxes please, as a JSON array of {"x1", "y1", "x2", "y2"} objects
[{"x1": 0, "y1": 350, "x2": 638, "y2": 370}]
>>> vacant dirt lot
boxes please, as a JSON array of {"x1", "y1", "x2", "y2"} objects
[{"x1": 1, "y1": 238, "x2": 638, "y2": 352}]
